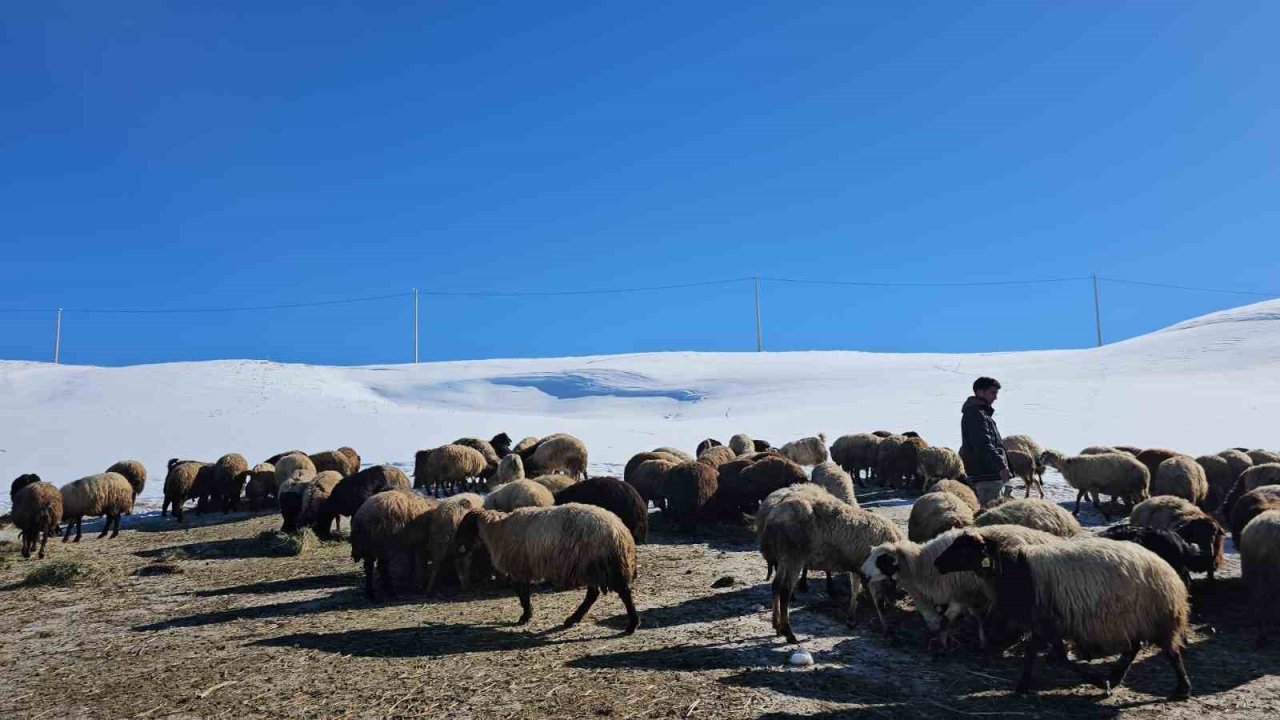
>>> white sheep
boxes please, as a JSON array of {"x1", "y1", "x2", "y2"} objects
[
  {"x1": 1040, "y1": 449, "x2": 1149, "y2": 519},
  {"x1": 907, "y1": 491, "x2": 974, "y2": 542}
]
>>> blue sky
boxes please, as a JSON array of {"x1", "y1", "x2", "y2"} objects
[{"x1": 2, "y1": 2, "x2": 1277, "y2": 365}]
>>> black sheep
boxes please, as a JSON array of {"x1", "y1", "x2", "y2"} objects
[
  {"x1": 490, "y1": 432, "x2": 514, "y2": 458},
  {"x1": 1099, "y1": 524, "x2": 1201, "y2": 586},
  {"x1": 695, "y1": 438, "x2": 722, "y2": 457},
  {"x1": 10, "y1": 473, "x2": 41, "y2": 499},
  {"x1": 312, "y1": 465, "x2": 408, "y2": 537},
  {"x1": 661, "y1": 462, "x2": 718, "y2": 534},
  {"x1": 554, "y1": 476, "x2": 648, "y2": 543},
  {"x1": 752, "y1": 439, "x2": 772, "y2": 452}
]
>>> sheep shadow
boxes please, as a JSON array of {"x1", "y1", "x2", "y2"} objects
[
  {"x1": 566, "y1": 642, "x2": 780, "y2": 672},
  {"x1": 195, "y1": 572, "x2": 357, "y2": 597},
  {"x1": 135, "y1": 536, "x2": 297, "y2": 561},
  {"x1": 643, "y1": 515, "x2": 757, "y2": 551},
  {"x1": 129, "y1": 509, "x2": 265, "y2": 533},
  {"x1": 253, "y1": 622, "x2": 589, "y2": 658},
  {"x1": 134, "y1": 591, "x2": 358, "y2": 631},
  {"x1": 639, "y1": 584, "x2": 771, "y2": 629}
]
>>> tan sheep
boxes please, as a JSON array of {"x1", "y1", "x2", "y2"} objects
[
  {"x1": 490, "y1": 453, "x2": 525, "y2": 490},
  {"x1": 626, "y1": 458, "x2": 677, "y2": 509},
  {"x1": 1005, "y1": 449, "x2": 1044, "y2": 498},
  {"x1": 908, "y1": 491, "x2": 974, "y2": 542},
  {"x1": 512, "y1": 436, "x2": 540, "y2": 455},
  {"x1": 525, "y1": 434, "x2": 589, "y2": 480},
  {"x1": 1240, "y1": 510, "x2": 1280, "y2": 646},
  {"x1": 106, "y1": 460, "x2": 147, "y2": 499},
  {"x1": 1153, "y1": 455, "x2": 1209, "y2": 505},
  {"x1": 696, "y1": 444, "x2": 737, "y2": 468},
  {"x1": 1196, "y1": 454, "x2": 1235, "y2": 512},
  {"x1": 12, "y1": 481, "x2": 63, "y2": 559},
  {"x1": 413, "y1": 492, "x2": 485, "y2": 595},
  {"x1": 1247, "y1": 450, "x2": 1280, "y2": 467},
  {"x1": 274, "y1": 453, "x2": 317, "y2": 489},
  {"x1": 810, "y1": 462, "x2": 857, "y2": 506},
  {"x1": 60, "y1": 472, "x2": 135, "y2": 542},
  {"x1": 1040, "y1": 450, "x2": 1149, "y2": 519},
  {"x1": 927, "y1": 479, "x2": 980, "y2": 514},
  {"x1": 299, "y1": 471, "x2": 344, "y2": 533},
  {"x1": 729, "y1": 433, "x2": 755, "y2": 456},
  {"x1": 485, "y1": 479, "x2": 555, "y2": 512},
  {"x1": 529, "y1": 474, "x2": 577, "y2": 494},
  {"x1": 831, "y1": 433, "x2": 883, "y2": 483},
  {"x1": 780, "y1": 434, "x2": 829, "y2": 466},
  {"x1": 246, "y1": 463, "x2": 277, "y2": 510},
  {"x1": 417, "y1": 444, "x2": 488, "y2": 495},
  {"x1": 915, "y1": 446, "x2": 965, "y2": 488},
  {"x1": 974, "y1": 497, "x2": 1084, "y2": 538},
  {"x1": 311, "y1": 449, "x2": 359, "y2": 477},
  {"x1": 351, "y1": 489, "x2": 438, "y2": 600}
]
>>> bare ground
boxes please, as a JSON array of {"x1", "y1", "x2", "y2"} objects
[{"x1": 1, "y1": 488, "x2": 1278, "y2": 720}]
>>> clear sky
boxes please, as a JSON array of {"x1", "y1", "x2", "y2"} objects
[{"x1": 3, "y1": 2, "x2": 1277, "y2": 366}]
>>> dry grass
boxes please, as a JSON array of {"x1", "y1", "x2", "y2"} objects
[{"x1": 22, "y1": 557, "x2": 105, "y2": 587}]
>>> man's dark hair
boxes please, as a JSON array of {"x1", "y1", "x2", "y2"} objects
[{"x1": 973, "y1": 377, "x2": 1002, "y2": 393}]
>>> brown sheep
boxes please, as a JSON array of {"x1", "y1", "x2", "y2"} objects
[
  {"x1": 525, "y1": 434, "x2": 589, "y2": 480},
  {"x1": 696, "y1": 444, "x2": 737, "y2": 468},
  {"x1": 1230, "y1": 485, "x2": 1280, "y2": 549},
  {"x1": 12, "y1": 481, "x2": 63, "y2": 559},
  {"x1": 662, "y1": 461, "x2": 718, "y2": 534},
  {"x1": 246, "y1": 463, "x2": 277, "y2": 511},
  {"x1": 350, "y1": 490, "x2": 438, "y2": 600},
  {"x1": 416, "y1": 445, "x2": 488, "y2": 495},
  {"x1": 311, "y1": 449, "x2": 359, "y2": 477},
  {"x1": 212, "y1": 453, "x2": 250, "y2": 513},
  {"x1": 627, "y1": 458, "x2": 677, "y2": 510},
  {"x1": 338, "y1": 446, "x2": 362, "y2": 472},
  {"x1": 1136, "y1": 448, "x2": 1182, "y2": 482},
  {"x1": 106, "y1": 460, "x2": 147, "y2": 499},
  {"x1": 412, "y1": 492, "x2": 485, "y2": 595}
]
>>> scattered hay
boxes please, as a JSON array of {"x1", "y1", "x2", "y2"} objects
[
  {"x1": 0, "y1": 539, "x2": 16, "y2": 569},
  {"x1": 0, "y1": 512, "x2": 11, "y2": 528},
  {"x1": 257, "y1": 528, "x2": 318, "y2": 556},
  {"x1": 135, "y1": 562, "x2": 184, "y2": 577},
  {"x1": 23, "y1": 558, "x2": 105, "y2": 587}
]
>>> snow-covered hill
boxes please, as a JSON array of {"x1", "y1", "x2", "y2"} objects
[{"x1": 3, "y1": 299, "x2": 1278, "y2": 511}]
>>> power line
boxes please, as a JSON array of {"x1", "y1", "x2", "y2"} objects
[
  {"x1": 416, "y1": 277, "x2": 754, "y2": 297},
  {"x1": 63, "y1": 292, "x2": 411, "y2": 314},
  {"x1": 762, "y1": 275, "x2": 1091, "y2": 288},
  {"x1": 1097, "y1": 277, "x2": 1278, "y2": 298}
]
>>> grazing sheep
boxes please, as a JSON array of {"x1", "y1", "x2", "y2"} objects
[
  {"x1": 490, "y1": 433, "x2": 513, "y2": 458},
  {"x1": 706, "y1": 458, "x2": 759, "y2": 517},
  {"x1": 11, "y1": 473, "x2": 42, "y2": 498},
  {"x1": 1136, "y1": 448, "x2": 1182, "y2": 483},
  {"x1": 1228, "y1": 486, "x2": 1280, "y2": 549},
  {"x1": 554, "y1": 476, "x2": 649, "y2": 543},
  {"x1": 831, "y1": 433, "x2": 883, "y2": 483},
  {"x1": 1224, "y1": 464, "x2": 1280, "y2": 516},
  {"x1": 311, "y1": 465, "x2": 412, "y2": 538},
  {"x1": 417, "y1": 492, "x2": 485, "y2": 594},
  {"x1": 1003, "y1": 435, "x2": 1046, "y2": 482},
  {"x1": 311, "y1": 450, "x2": 359, "y2": 477},
  {"x1": 662, "y1": 461, "x2": 718, "y2": 534},
  {"x1": 512, "y1": 436, "x2": 540, "y2": 455},
  {"x1": 695, "y1": 438, "x2": 722, "y2": 456},
  {"x1": 162, "y1": 460, "x2": 208, "y2": 522},
  {"x1": 927, "y1": 479, "x2": 980, "y2": 514},
  {"x1": 627, "y1": 458, "x2": 678, "y2": 510},
  {"x1": 1240, "y1": 510, "x2": 1280, "y2": 646},
  {"x1": 1217, "y1": 449, "x2": 1254, "y2": 483},
  {"x1": 712, "y1": 456, "x2": 806, "y2": 518},
  {"x1": 915, "y1": 446, "x2": 965, "y2": 489},
  {"x1": 245, "y1": 463, "x2": 277, "y2": 511},
  {"x1": 105, "y1": 460, "x2": 146, "y2": 499},
  {"x1": 810, "y1": 462, "x2": 857, "y2": 506},
  {"x1": 299, "y1": 471, "x2": 344, "y2": 534},
  {"x1": 1099, "y1": 524, "x2": 1204, "y2": 586},
  {"x1": 490, "y1": 453, "x2": 525, "y2": 489},
  {"x1": 529, "y1": 474, "x2": 577, "y2": 494},
  {"x1": 454, "y1": 437, "x2": 500, "y2": 467},
  {"x1": 1152, "y1": 456, "x2": 1209, "y2": 506},
  {"x1": 264, "y1": 450, "x2": 306, "y2": 465},
  {"x1": 351, "y1": 489, "x2": 438, "y2": 600},
  {"x1": 525, "y1": 434, "x2": 589, "y2": 480},
  {"x1": 1248, "y1": 450, "x2": 1280, "y2": 466},
  {"x1": 696, "y1": 444, "x2": 737, "y2": 468},
  {"x1": 1005, "y1": 450, "x2": 1043, "y2": 498},
  {"x1": 874, "y1": 435, "x2": 911, "y2": 488},
  {"x1": 211, "y1": 453, "x2": 249, "y2": 513},
  {"x1": 762, "y1": 492, "x2": 903, "y2": 642},
  {"x1": 753, "y1": 439, "x2": 772, "y2": 452},
  {"x1": 781, "y1": 434, "x2": 829, "y2": 466},
  {"x1": 624, "y1": 451, "x2": 681, "y2": 489},
  {"x1": 908, "y1": 492, "x2": 974, "y2": 542},
  {"x1": 338, "y1": 446, "x2": 362, "y2": 471},
  {"x1": 454, "y1": 504, "x2": 640, "y2": 633},
  {"x1": 896, "y1": 437, "x2": 932, "y2": 491},
  {"x1": 274, "y1": 453, "x2": 317, "y2": 489},
  {"x1": 60, "y1": 472, "x2": 135, "y2": 542},
  {"x1": 729, "y1": 433, "x2": 755, "y2": 456},
  {"x1": 416, "y1": 445, "x2": 488, "y2": 495},
  {"x1": 755, "y1": 484, "x2": 835, "y2": 560},
  {"x1": 1195, "y1": 454, "x2": 1235, "y2": 513},
  {"x1": 934, "y1": 533, "x2": 1191, "y2": 699},
  {"x1": 974, "y1": 497, "x2": 1084, "y2": 538},
  {"x1": 653, "y1": 447, "x2": 694, "y2": 463},
  {"x1": 1040, "y1": 450, "x2": 1149, "y2": 519},
  {"x1": 485, "y1": 479, "x2": 555, "y2": 512},
  {"x1": 1128, "y1": 496, "x2": 1225, "y2": 579},
  {"x1": 12, "y1": 481, "x2": 63, "y2": 559},
  {"x1": 278, "y1": 475, "x2": 315, "y2": 534}
]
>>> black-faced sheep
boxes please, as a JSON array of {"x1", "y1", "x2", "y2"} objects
[
  {"x1": 696, "y1": 444, "x2": 737, "y2": 469},
  {"x1": 1128, "y1": 495, "x2": 1225, "y2": 580},
  {"x1": 1153, "y1": 456, "x2": 1209, "y2": 506},
  {"x1": 485, "y1": 479, "x2": 555, "y2": 512},
  {"x1": 1240, "y1": 510, "x2": 1280, "y2": 646},
  {"x1": 753, "y1": 439, "x2": 772, "y2": 451},
  {"x1": 106, "y1": 460, "x2": 147, "y2": 499},
  {"x1": 60, "y1": 472, "x2": 135, "y2": 542},
  {"x1": 729, "y1": 433, "x2": 754, "y2": 456},
  {"x1": 524, "y1": 434, "x2": 589, "y2": 480},
  {"x1": 1228, "y1": 485, "x2": 1280, "y2": 549},
  {"x1": 1040, "y1": 450, "x2": 1149, "y2": 519},
  {"x1": 416, "y1": 445, "x2": 488, "y2": 495},
  {"x1": 662, "y1": 461, "x2": 718, "y2": 534},
  {"x1": 455, "y1": 504, "x2": 640, "y2": 633},
  {"x1": 780, "y1": 434, "x2": 829, "y2": 466},
  {"x1": 695, "y1": 438, "x2": 722, "y2": 457},
  {"x1": 311, "y1": 449, "x2": 359, "y2": 477},
  {"x1": 351, "y1": 489, "x2": 438, "y2": 600},
  {"x1": 554, "y1": 476, "x2": 648, "y2": 544},
  {"x1": 246, "y1": 463, "x2": 277, "y2": 511},
  {"x1": 974, "y1": 497, "x2": 1084, "y2": 538},
  {"x1": 927, "y1": 479, "x2": 980, "y2": 514},
  {"x1": 810, "y1": 461, "x2": 857, "y2": 506},
  {"x1": 416, "y1": 492, "x2": 485, "y2": 594},
  {"x1": 908, "y1": 492, "x2": 974, "y2": 542},
  {"x1": 934, "y1": 534, "x2": 1191, "y2": 699},
  {"x1": 311, "y1": 465, "x2": 411, "y2": 538},
  {"x1": 1099, "y1": 524, "x2": 1204, "y2": 586},
  {"x1": 490, "y1": 433, "x2": 513, "y2": 458},
  {"x1": 12, "y1": 481, "x2": 63, "y2": 559}
]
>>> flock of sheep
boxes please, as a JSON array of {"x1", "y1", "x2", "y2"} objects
[{"x1": 7, "y1": 429, "x2": 1280, "y2": 703}]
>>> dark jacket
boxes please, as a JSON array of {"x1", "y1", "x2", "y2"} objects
[{"x1": 960, "y1": 396, "x2": 1007, "y2": 481}]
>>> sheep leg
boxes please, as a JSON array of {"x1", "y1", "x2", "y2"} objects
[
  {"x1": 1073, "y1": 490, "x2": 1084, "y2": 516},
  {"x1": 776, "y1": 580, "x2": 798, "y2": 644},
  {"x1": 1161, "y1": 641, "x2": 1191, "y2": 700},
  {"x1": 514, "y1": 582, "x2": 534, "y2": 625},
  {"x1": 20, "y1": 531, "x2": 31, "y2": 558},
  {"x1": 563, "y1": 586, "x2": 600, "y2": 629},
  {"x1": 378, "y1": 558, "x2": 396, "y2": 599},
  {"x1": 1105, "y1": 641, "x2": 1142, "y2": 695},
  {"x1": 62, "y1": 520, "x2": 73, "y2": 543},
  {"x1": 73, "y1": 518, "x2": 83, "y2": 542},
  {"x1": 797, "y1": 568, "x2": 809, "y2": 593},
  {"x1": 112, "y1": 513, "x2": 123, "y2": 538},
  {"x1": 617, "y1": 584, "x2": 639, "y2": 635},
  {"x1": 363, "y1": 557, "x2": 377, "y2": 600},
  {"x1": 825, "y1": 572, "x2": 836, "y2": 597},
  {"x1": 98, "y1": 514, "x2": 112, "y2": 539},
  {"x1": 38, "y1": 530, "x2": 50, "y2": 560},
  {"x1": 1016, "y1": 633, "x2": 1046, "y2": 695}
]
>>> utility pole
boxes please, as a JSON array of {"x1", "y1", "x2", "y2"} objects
[
  {"x1": 754, "y1": 276, "x2": 763, "y2": 352},
  {"x1": 413, "y1": 289, "x2": 420, "y2": 364},
  {"x1": 1092, "y1": 273, "x2": 1103, "y2": 347},
  {"x1": 53, "y1": 308, "x2": 62, "y2": 364}
]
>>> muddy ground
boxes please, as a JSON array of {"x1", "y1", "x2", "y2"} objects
[{"x1": 1, "y1": 486, "x2": 1277, "y2": 720}]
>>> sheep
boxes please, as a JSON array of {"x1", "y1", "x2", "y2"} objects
[
  {"x1": 712, "y1": 456, "x2": 805, "y2": 518},
  {"x1": 264, "y1": 449, "x2": 306, "y2": 465},
  {"x1": 311, "y1": 465, "x2": 411, "y2": 537},
  {"x1": 278, "y1": 475, "x2": 316, "y2": 534},
  {"x1": 490, "y1": 433, "x2": 514, "y2": 458},
  {"x1": 416, "y1": 492, "x2": 485, "y2": 595},
  {"x1": 653, "y1": 447, "x2": 694, "y2": 462},
  {"x1": 1195, "y1": 454, "x2": 1235, "y2": 513},
  {"x1": 1080, "y1": 446, "x2": 1122, "y2": 455},
  {"x1": 453, "y1": 437, "x2": 501, "y2": 478},
  {"x1": 1136, "y1": 448, "x2": 1182, "y2": 482},
  {"x1": 60, "y1": 472, "x2": 135, "y2": 542},
  {"x1": 1099, "y1": 524, "x2": 1205, "y2": 586},
  {"x1": 554, "y1": 476, "x2": 648, "y2": 543},
  {"x1": 162, "y1": 460, "x2": 209, "y2": 522},
  {"x1": 11, "y1": 473, "x2": 42, "y2": 498},
  {"x1": 696, "y1": 444, "x2": 737, "y2": 468},
  {"x1": 416, "y1": 444, "x2": 487, "y2": 495},
  {"x1": 1128, "y1": 496, "x2": 1225, "y2": 579},
  {"x1": 915, "y1": 446, "x2": 965, "y2": 489},
  {"x1": 529, "y1": 474, "x2": 577, "y2": 494},
  {"x1": 1152, "y1": 456, "x2": 1209, "y2": 506},
  {"x1": 454, "y1": 503, "x2": 640, "y2": 633},
  {"x1": 830, "y1": 433, "x2": 883, "y2": 483},
  {"x1": 703, "y1": 458, "x2": 758, "y2": 521},
  {"x1": 1228, "y1": 485, "x2": 1280, "y2": 549},
  {"x1": 761, "y1": 491, "x2": 904, "y2": 642},
  {"x1": 974, "y1": 497, "x2": 1085, "y2": 538},
  {"x1": 524, "y1": 434, "x2": 589, "y2": 480},
  {"x1": 210, "y1": 453, "x2": 249, "y2": 513},
  {"x1": 12, "y1": 481, "x2": 63, "y2": 559},
  {"x1": 897, "y1": 437, "x2": 932, "y2": 491},
  {"x1": 627, "y1": 458, "x2": 677, "y2": 510},
  {"x1": 246, "y1": 463, "x2": 277, "y2": 510},
  {"x1": 729, "y1": 433, "x2": 755, "y2": 456},
  {"x1": 810, "y1": 462, "x2": 857, "y2": 506},
  {"x1": 908, "y1": 492, "x2": 974, "y2": 542},
  {"x1": 338, "y1": 446, "x2": 362, "y2": 472},
  {"x1": 1217, "y1": 448, "x2": 1254, "y2": 483},
  {"x1": 935, "y1": 533, "x2": 1191, "y2": 698},
  {"x1": 490, "y1": 453, "x2": 525, "y2": 489},
  {"x1": 927, "y1": 479, "x2": 980, "y2": 514},
  {"x1": 351, "y1": 489, "x2": 438, "y2": 600},
  {"x1": 871, "y1": 430, "x2": 894, "y2": 438},
  {"x1": 1003, "y1": 435, "x2": 1046, "y2": 484},
  {"x1": 1223, "y1": 464, "x2": 1280, "y2": 516},
  {"x1": 512, "y1": 436, "x2": 540, "y2": 455},
  {"x1": 1003, "y1": 450, "x2": 1043, "y2": 499},
  {"x1": 1240, "y1": 510, "x2": 1280, "y2": 646},
  {"x1": 695, "y1": 438, "x2": 722, "y2": 456},
  {"x1": 298, "y1": 471, "x2": 344, "y2": 534},
  {"x1": 274, "y1": 453, "x2": 317, "y2": 489},
  {"x1": 1247, "y1": 449, "x2": 1280, "y2": 466},
  {"x1": 485, "y1": 479, "x2": 555, "y2": 512},
  {"x1": 862, "y1": 524, "x2": 1063, "y2": 649},
  {"x1": 874, "y1": 435, "x2": 911, "y2": 488},
  {"x1": 624, "y1": 451, "x2": 681, "y2": 488},
  {"x1": 105, "y1": 460, "x2": 146, "y2": 499},
  {"x1": 753, "y1": 439, "x2": 772, "y2": 451},
  {"x1": 662, "y1": 461, "x2": 718, "y2": 534},
  {"x1": 1039, "y1": 449, "x2": 1149, "y2": 519},
  {"x1": 310, "y1": 449, "x2": 359, "y2": 477},
  {"x1": 781, "y1": 434, "x2": 829, "y2": 466}
]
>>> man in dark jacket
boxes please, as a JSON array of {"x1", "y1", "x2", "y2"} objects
[{"x1": 960, "y1": 376, "x2": 1009, "y2": 503}]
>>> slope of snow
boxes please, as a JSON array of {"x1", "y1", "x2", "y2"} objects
[{"x1": 3, "y1": 299, "x2": 1279, "y2": 512}]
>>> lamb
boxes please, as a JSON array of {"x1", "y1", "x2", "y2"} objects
[
  {"x1": 415, "y1": 444, "x2": 488, "y2": 495},
  {"x1": 162, "y1": 460, "x2": 209, "y2": 522},
  {"x1": 810, "y1": 462, "x2": 857, "y2": 506},
  {"x1": 729, "y1": 433, "x2": 755, "y2": 456},
  {"x1": 529, "y1": 474, "x2": 577, "y2": 494},
  {"x1": 1128, "y1": 496, "x2": 1225, "y2": 579},
  {"x1": 1003, "y1": 435, "x2": 1046, "y2": 485},
  {"x1": 490, "y1": 453, "x2": 525, "y2": 489},
  {"x1": 1240, "y1": 510, "x2": 1280, "y2": 646},
  {"x1": 908, "y1": 492, "x2": 974, "y2": 542},
  {"x1": 1005, "y1": 450, "x2": 1044, "y2": 498},
  {"x1": 310, "y1": 449, "x2": 359, "y2": 477},
  {"x1": 695, "y1": 438, "x2": 722, "y2": 456},
  {"x1": 211, "y1": 453, "x2": 249, "y2": 513},
  {"x1": 1152, "y1": 455, "x2": 1209, "y2": 506},
  {"x1": 524, "y1": 434, "x2": 589, "y2": 480},
  {"x1": 830, "y1": 433, "x2": 882, "y2": 483},
  {"x1": 1247, "y1": 449, "x2": 1280, "y2": 466},
  {"x1": 12, "y1": 481, "x2": 63, "y2": 559},
  {"x1": 662, "y1": 461, "x2": 718, "y2": 534},
  {"x1": 298, "y1": 471, "x2": 344, "y2": 534},
  {"x1": 653, "y1": 447, "x2": 694, "y2": 462},
  {"x1": 454, "y1": 503, "x2": 640, "y2": 633},
  {"x1": 781, "y1": 434, "x2": 829, "y2": 466},
  {"x1": 626, "y1": 458, "x2": 678, "y2": 510},
  {"x1": 485, "y1": 479, "x2": 555, "y2": 512},
  {"x1": 351, "y1": 489, "x2": 438, "y2": 600},
  {"x1": 415, "y1": 492, "x2": 485, "y2": 594},
  {"x1": 1099, "y1": 524, "x2": 1205, "y2": 586},
  {"x1": 106, "y1": 460, "x2": 147, "y2": 499},
  {"x1": 915, "y1": 446, "x2": 965, "y2": 489},
  {"x1": 696, "y1": 444, "x2": 737, "y2": 468},
  {"x1": 927, "y1": 479, "x2": 980, "y2": 514},
  {"x1": 1228, "y1": 485, "x2": 1280, "y2": 549},
  {"x1": 311, "y1": 465, "x2": 412, "y2": 538},
  {"x1": 1136, "y1": 448, "x2": 1182, "y2": 483},
  {"x1": 554, "y1": 476, "x2": 649, "y2": 543},
  {"x1": 1039, "y1": 449, "x2": 1149, "y2": 519},
  {"x1": 60, "y1": 472, "x2": 135, "y2": 542},
  {"x1": 934, "y1": 534, "x2": 1191, "y2": 699},
  {"x1": 974, "y1": 497, "x2": 1084, "y2": 538},
  {"x1": 490, "y1": 433, "x2": 514, "y2": 458},
  {"x1": 1195, "y1": 454, "x2": 1235, "y2": 513},
  {"x1": 512, "y1": 436, "x2": 540, "y2": 455},
  {"x1": 274, "y1": 453, "x2": 317, "y2": 489},
  {"x1": 761, "y1": 491, "x2": 904, "y2": 642},
  {"x1": 245, "y1": 463, "x2": 277, "y2": 511}
]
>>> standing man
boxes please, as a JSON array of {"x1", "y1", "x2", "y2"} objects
[{"x1": 960, "y1": 376, "x2": 1010, "y2": 505}]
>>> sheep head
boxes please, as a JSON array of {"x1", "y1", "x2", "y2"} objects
[{"x1": 934, "y1": 531, "x2": 994, "y2": 576}]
